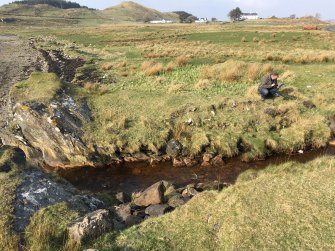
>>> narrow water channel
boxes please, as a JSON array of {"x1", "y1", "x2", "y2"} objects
[{"x1": 53, "y1": 146, "x2": 335, "y2": 195}]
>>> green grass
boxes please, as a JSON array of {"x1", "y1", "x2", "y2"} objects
[
  {"x1": 90, "y1": 156, "x2": 335, "y2": 250},
  {"x1": 4, "y1": 21, "x2": 335, "y2": 161},
  {"x1": 0, "y1": 148, "x2": 23, "y2": 251},
  {"x1": 25, "y1": 202, "x2": 79, "y2": 251},
  {"x1": 10, "y1": 72, "x2": 62, "y2": 104}
]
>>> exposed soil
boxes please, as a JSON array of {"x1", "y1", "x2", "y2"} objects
[
  {"x1": 0, "y1": 35, "x2": 46, "y2": 141},
  {"x1": 53, "y1": 145, "x2": 335, "y2": 195},
  {"x1": 39, "y1": 49, "x2": 85, "y2": 82}
]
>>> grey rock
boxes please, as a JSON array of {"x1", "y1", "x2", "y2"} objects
[
  {"x1": 145, "y1": 204, "x2": 171, "y2": 217},
  {"x1": 125, "y1": 215, "x2": 143, "y2": 227},
  {"x1": 10, "y1": 92, "x2": 90, "y2": 167},
  {"x1": 182, "y1": 185, "x2": 198, "y2": 197},
  {"x1": 14, "y1": 168, "x2": 105, "y2": 232},
  {"x1": 68, "y1": 209, "x2": 113, "y2": 243},
  {"x1": 166, "y1": 139, "x2": 183, "y2": 157},
  {"x1": 168, "y1": 195, "x2": 186, "y2": 208},
  {"x1": 133, "y1": 209, "x2": 146, "y2": 219},
  {"x1": 133, "y1": 181, "x2": 164, "y2": 207},
  {"x1": 162, "y1": 180, "x2": 177, "y2": 201},
  {"x1": 114, "y1": 203, "x2": 132, "y2": 222},
  {"x1": 115, "y1": 192, "x2": 131, "y2": 204}
]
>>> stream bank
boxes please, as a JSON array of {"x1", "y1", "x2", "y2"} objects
[{"x1": 49, "y1": 145, "x2": 335, "y2": 195}]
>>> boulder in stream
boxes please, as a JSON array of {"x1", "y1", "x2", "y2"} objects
[{"x1": 133, "y1": 181, "x2": 165, "y2": 207}]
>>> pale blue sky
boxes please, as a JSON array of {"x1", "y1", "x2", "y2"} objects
[{"x1": 1, "y1": 0, "x2": 334, "y2": 20}]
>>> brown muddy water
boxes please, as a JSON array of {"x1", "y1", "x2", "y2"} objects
[{"x1": 53, "y1": 146, "x2": 335, "y2": 195}]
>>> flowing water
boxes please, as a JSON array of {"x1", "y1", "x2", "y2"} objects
[{"x1": 52, "y1": 146, "x2": 335, "y2": 194}]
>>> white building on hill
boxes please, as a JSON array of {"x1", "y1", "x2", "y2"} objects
[
  {"x1": 241, "y1": 13, "x2": 259, "y2": 20},
  {"x1": 195, "y1": 18, "x2": 208, "y2": 23},
  {"x1": 149, "y1": 19, "x2": 173, "y2": 24}
]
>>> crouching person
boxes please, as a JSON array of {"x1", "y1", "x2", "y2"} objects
[{"x1": 259, "y1": 72, "x2": 285, "y2": 99}]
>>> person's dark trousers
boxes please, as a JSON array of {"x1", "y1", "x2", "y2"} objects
[{"x1": 259, "y1": 88, "x2": 283, "y2": 98}]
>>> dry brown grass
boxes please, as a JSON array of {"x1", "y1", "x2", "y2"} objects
[
  {"x1": 117, "y1": 61, "x2": 128, "y2": 68},
  {"x1": 246, "y1": 85, "x2": 261, "y2": 100},
  {"x1": 199, "y1": 60, "x2": 277, "y2": 84},
  {"x1": 265, "y1": 54, "x2": 274, "y2": 61},
  {"x1": 175, "y1": 55, "x2": 188, "y2": 67},
  {"x1": 101, "y1": 62, "x2": 113, "y2": 71},
  {"x1": 174, "y1": 121, "x2": 187, "y2": 139},
  {"x1": 165, "y1": 62, "x2": 176, "y2": 72},
  {"x1": 168, "y1": 83, "x2": 184, "y2": 93},
  {"x1": 141, "y1": 61, "x2": 164, "y2": 76},
  {"x1": 247, "y1": 64, "x2": 261, "y2": 81},
  {"x1": 281, "y1": 70, "x2": 296, "y2": 82},
  {"x1": 195, "y1": 79, "x2": 211, "y2": 90},
  {"x1": 117, "y1": 116, "x2": 128, "y2": 130},
  {"x1": 261, "y1": 64, "x2": 274, "y2": 74},
  {"x1": 264, "y1": 49, "x2": 335, "y2": 64},
  {"x1": 220, "y1": 66, "x2": 242, "y2": 82},
  {"x1": 83, "y1": 82, "x2": 109, "y2": 95}
]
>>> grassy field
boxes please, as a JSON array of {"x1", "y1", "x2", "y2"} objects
[
  {"x1": 4, "y1": 18, "x2": 334, "y2": 161},
  {"x1": 0, "y1": 17, "x2": 335, "y2": 250}
]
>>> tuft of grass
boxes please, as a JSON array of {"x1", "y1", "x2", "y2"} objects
[
  {"x1": 83, "y1": 82, "x2": 109, "y2": 95},
  {"x1": 165, "y1": 62, "x2": 176, "y2": 72},
  {"x1": 195, "y1": 79, "x2": 211, "y2": 90},
  {"x1": 168, "y1": 83, "x2": 185, "y2": 93},
  {"x1": 25, "y1": 202, "x2": 80, "y2": 251},
  {"x1": 101, "y1": 62, "x2": 113, "y2": 71},
  {"x1": 141, "y1": 61, "x2": 164, "y2": 76},
  {"x1": 200, "y1": 60, "x2": 277, "y2": 84},
  {"x1": 175, "y1": 55, "x2": 188, "y2": 67},
  {"x1": 10, "y1": 72, "x2": 62, "y2": 104},
  {"x1": 246, "y1": 63, "x2": 261, "y2": 81},
  {"x1": 281, "y1": 70, "x2": 296, "y2": 82}
]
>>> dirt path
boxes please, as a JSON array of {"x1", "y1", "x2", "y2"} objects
[{"x1": 0, "y1": 35, "x2": 46, "y2": 143}]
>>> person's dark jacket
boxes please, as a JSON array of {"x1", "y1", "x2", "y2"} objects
[{"x1": 259, "y1": 74, "x2": 278, "y2": 89}]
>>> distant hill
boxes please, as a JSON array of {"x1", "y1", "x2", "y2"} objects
[
  {"x1": 11, "y1": 0, "x2": 90, "y2": 9},
  {"x1": 0, "y1": 0, "x2": 187, "y2": 23},
  {"x1": 0, "y1": 3, "x2": 102, "y2": 20},
  {"x1": 102, "y1": 1, "x2": 179, "y2": 22}
]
